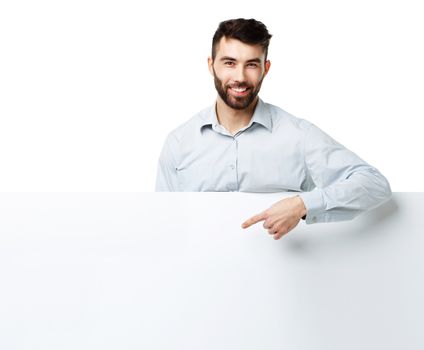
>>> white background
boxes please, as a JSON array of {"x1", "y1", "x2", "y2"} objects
[{"x1": 1, "y1": 0, "x2": 422, "y2": 192}]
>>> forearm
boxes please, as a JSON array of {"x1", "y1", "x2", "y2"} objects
[{"x1": 299, "y1": 167, "x2": 392, "y2": 224}]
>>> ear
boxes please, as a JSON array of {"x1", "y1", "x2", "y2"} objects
[
  {"x1": 207, "y1": 56, "x2": 214, "y2": 76},
  {"x1": 264, "y1": 60, "x2": 271, "y2": 76}
]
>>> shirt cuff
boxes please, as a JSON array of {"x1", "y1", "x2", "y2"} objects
[{"x1": 298, "y1": 189, "x2": 326, "y2": 224}]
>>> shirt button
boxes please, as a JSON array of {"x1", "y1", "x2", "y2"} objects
[{"x1": 230, "y1": 165, "x2": 235, "y2": 170}]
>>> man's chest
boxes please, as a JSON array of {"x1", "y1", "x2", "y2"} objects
[{"x1": 175, "y1": 132, "x2": 307, "y2": 192}]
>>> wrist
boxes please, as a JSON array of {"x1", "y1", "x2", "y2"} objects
[{"x1": 295, "y1": 195, "x2": 307, "y2": 220}]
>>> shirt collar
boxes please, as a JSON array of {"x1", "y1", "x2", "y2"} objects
[{"x1": 200, "y1": 97, "x2": 273, "y2": 133}]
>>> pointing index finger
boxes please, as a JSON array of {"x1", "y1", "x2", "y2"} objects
[{"x1": 241, "y1": 212, "x2": 267, "y2": 229}]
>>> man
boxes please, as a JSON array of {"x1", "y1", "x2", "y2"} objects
[{"x1": 155, "y1": 18, "x2": 391, "y2": 240}]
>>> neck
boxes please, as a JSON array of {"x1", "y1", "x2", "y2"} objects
[{"x1": 215, "y1": 96, "x2": 259, "y2": 135}]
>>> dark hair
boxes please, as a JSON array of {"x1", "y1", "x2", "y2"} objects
[{"x1": 211, "y1": 18, "x2": 272, "y2": 61}]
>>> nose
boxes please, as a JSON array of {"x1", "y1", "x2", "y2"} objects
[{"x1": 233, "y1": 65, "x2": 246, "y2": 83}]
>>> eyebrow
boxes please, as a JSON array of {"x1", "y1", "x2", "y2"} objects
[{"x1": 219, "y1": 56, "x2": 262, "y2": 63}]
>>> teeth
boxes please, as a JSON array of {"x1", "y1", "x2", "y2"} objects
[{"x1": 232, "y1": 87, "x2": 247, "y2": 92}]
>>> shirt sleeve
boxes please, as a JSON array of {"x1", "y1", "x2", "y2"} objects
[
  {"x1": 298, "y1": 123, "x2": 392, "y2": 224},
  {"x1": 155, "y1": 133, "x2": 180, "y2": 192}
]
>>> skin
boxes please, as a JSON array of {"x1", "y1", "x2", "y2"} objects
[{"x1": 208, "y1": 36, "x2": 307, "y2": 240}]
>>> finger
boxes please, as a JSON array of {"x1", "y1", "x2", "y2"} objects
[
  {"x1": 267, "y1": 226, "x2": 277, "y2": 235},
  {"x1": 241, "y1": 212, "x2": 267, "y2": 229},
  {"x1": 274, "y1": 226, "x2": 291, "y2": 240},
  {"x1": 274, "y1": 231, "x2": 285, "y2": 240}
]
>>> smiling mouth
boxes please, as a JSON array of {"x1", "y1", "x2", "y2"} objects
[{"x1": 228, "y1": 86, "x2": 250, "y2": 96}]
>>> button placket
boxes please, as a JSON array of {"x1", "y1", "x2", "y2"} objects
[{"x1": 233, "y1": 136, "x2": 239, "y2": 190}]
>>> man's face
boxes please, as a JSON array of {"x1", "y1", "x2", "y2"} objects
[{"x1": 208, "y1": 37, "x2": 271, "y2": 110}]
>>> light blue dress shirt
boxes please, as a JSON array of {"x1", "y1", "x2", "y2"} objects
[{"x1": 155, "y1": 98, "x2": 392, "y2": 224}]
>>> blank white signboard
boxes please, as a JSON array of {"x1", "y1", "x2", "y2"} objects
[{"x1": 0, "y1": 192, "x2": 422, "y2": 349}]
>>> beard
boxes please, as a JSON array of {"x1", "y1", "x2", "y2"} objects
[{"x1": 212, "y1": 68, "x2": 264, "y2": 110}]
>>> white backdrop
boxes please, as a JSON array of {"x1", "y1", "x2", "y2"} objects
[{"x1": 1, "y1": 0, "x2": 422, "y2": 191}]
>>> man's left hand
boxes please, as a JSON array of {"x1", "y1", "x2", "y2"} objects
[{"x1": 241, "y1": 195, "x2": 307, "y2": 240}]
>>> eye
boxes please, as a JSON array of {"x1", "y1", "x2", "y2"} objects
[
  {"x1": 247, "y1": 63, "x2": 258, "y2": 68},
  {"x1": 224, "y1": 61, "x2": 235, "y2": 66}
]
